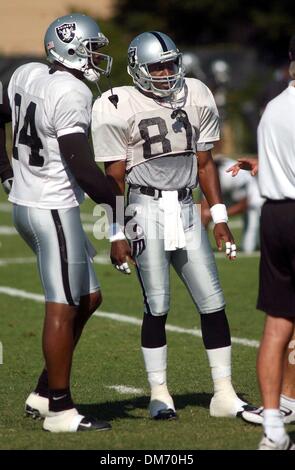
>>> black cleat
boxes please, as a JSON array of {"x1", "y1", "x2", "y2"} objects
[
  {"x1": 77, "y1": 417, "x2": 112, "y2": 431},
  {"x1": 25, "y1": 404, "x2": 43, "y2": 420},
  {"x1": 153, "y1": 409, "x2": 177, "y2": 420},
  {"x1": 236, "y1": 403, "x2": 258, "y2": 418}
]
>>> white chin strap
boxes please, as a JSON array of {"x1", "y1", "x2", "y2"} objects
[{"x1": 83, "y1": 68, "x2": 101, "y2": 82}]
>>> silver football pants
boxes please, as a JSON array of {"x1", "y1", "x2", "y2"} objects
[
  {"x1": 13, "y1": 204, "x2": 100, "y2": 306},
  {"x1": 128, "y1": 188, "x2": 225, "y2": 316}
]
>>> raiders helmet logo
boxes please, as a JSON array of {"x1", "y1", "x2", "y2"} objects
[
  {"x1": 128, "y1": 47, "x2": 137, "y2": 68},
  {"x1": 55, "y1": 22, "x2": 76, "y2": 43}
]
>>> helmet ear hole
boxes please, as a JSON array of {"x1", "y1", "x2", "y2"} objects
[{"x1": 68, "y1": 49, "x2": 75, "y2": 56}]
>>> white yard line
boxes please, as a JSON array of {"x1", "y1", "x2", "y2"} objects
[
  {"x1": 95, "y1": 310, "x2": 259, "y2": 348},
  {"x1": 0, "y1": 226, "x2": 18, "y2": 235},
  {"x1": 0, "y1": 255, "x2": 109, "y2": 266},
  {"x1": 0, "y1": 203, "x2": 94, "y2": 218},
  {"x1": 80, "y1": 213, "x2": 96, "y2": 222},
  {"x1": 82, "y1": 224, "x2": 95, "y2": 233},
  {"x1": 0, "y1": 223, "x2": 261, "y2": 260},
  {"x1": 0, "y1": 203, "x2": 12, "y2": 213},
  {"x1": 228, "y1": 220, "x2": 243, "y2": 229},
  {"x1": 0, "y1": 224, "x2": 95, "y2": 235},
  {"x1": 0, "y1": 249, "x2": 260, "y2": 263},
  {"x1": 0, "y1": 286, "x2": 259, "y2": 348},
  {"x1": 215, "y1": 251, "x2": 260, "y2": 259},
  {"x1": 0, "y1": 203, "x2": 245, "y2": 229},
  {"x1": 0, "y1": 286, "x2": 44, "y2": 302},
  {"x1": 93, "y1": 254, "x2": 110, "y2": 265},
  {"x1": 208, "y1": 219, "x2": 243, "y2": 229},
  {"x1": 105, "y1": 385, "x2": 144, "y2": 395},
  {"x1": 0, "y1": 257, "x2": 36, "y2": 266},
  {"x1": 0, "y1": 202, "x2": 243, "y2": 235}
]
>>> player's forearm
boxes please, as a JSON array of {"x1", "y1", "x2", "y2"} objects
[
  {"x1": 104, "y1": 161, "x2": 126, "y2": 196},
  {"x1": 198, "y1": 154, "x2": 223, "y2": 207}
]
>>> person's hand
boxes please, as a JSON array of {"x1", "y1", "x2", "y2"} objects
[
  {"x1": 2, "y1": 177, "x2": 13, "y2": 195},
  {"x1": 213, "y1": 223, "x2": 237, "y2": 260},
  {"x1": 125, "y1": 212, "x2": 146, "y2": 257},
  {"x1": 226, "y1": 158, "x2": 258, "y2": 177},
  {"x1": 110, "y1": 239, "x2": 134, "y2": 274},
  {"x1": 126, "y1": 223, "x2": 146, "y2": 257}
]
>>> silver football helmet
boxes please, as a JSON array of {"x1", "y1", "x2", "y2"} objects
[
  {"x1": 127, "y1": 31, "x2": 185, "y2": 97},
  {"x1": 44, "y1": 13, "x2": 112, "y2": 82}
]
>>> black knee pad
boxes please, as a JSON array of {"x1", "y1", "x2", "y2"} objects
[
  {"x1": 141, "y1": 313, "x2": 167, "y2": 348},
  {"x1": 200, "y1": 309, "x2": 231, "y2": 350}
]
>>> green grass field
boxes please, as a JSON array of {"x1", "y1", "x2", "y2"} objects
[{"x1": 0, "y1": 193, "x2": 294, "y2": 450}]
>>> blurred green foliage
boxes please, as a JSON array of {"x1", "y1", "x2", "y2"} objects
[
  {"x1": 90, "y1": 19, "x2": 131, "y2": 96},
  {"x1": 113, "y1": 0, "x2": 295, "y2": 63},
  {"x1": 4, "y1": 2, "x2": 292, "y2": 152},
  {"x1": 90, "y1": 2, "x2": 294, "y2": 151}
]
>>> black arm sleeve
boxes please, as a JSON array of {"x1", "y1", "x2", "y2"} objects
[
  {"x1": 58, "y1": 132, "x2": 120, "y2": 224},
  {"x1": 0, "y1": 87, "x2": 13, "y2": 183},
  {"x1": 0, "y1": 86, "x2": 12, "y2": 124},
  {"x1": 0, "y1": 124, "x2": 13, "y2": 183}
]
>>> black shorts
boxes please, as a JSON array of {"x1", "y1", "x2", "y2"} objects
[{"x1": 257, "y1": 199, "x2": 295, "y2": 318}]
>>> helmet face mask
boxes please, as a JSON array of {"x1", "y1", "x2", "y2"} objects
[
  {"x1": 143, "y1": 55, "x2": 183, "y2": 95},
  {"x1": 44, "y1": 14, "x2": 112, "y2": 82},
  {"x1": 76, "y1": 38, "x2": 113, "y2": 75},
  {"x1": 127, "y1": 32, "x2": 185, "y2": 98}
]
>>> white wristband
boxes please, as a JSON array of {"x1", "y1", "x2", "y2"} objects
[
  {"x1": 210, "y1": 204, "x2": 228, "y2": 224},
  {"x1": 109, "y1": 223, "x2": 126, "y2": 242}
]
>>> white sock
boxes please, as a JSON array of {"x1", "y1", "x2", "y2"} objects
[
  {"x1": 280, "y1": 394, "x2": 295, "y2": 411},
  {"x1": 142, "y1": 345, "x2": 167, "y2": 389},
  {"x1": 206, "y1": 346, "x2": 232, "y2": 381},
  {"x1": 206, "y1": 346, "x2": 245, "y2": 404},
  {"x1": 47, "y1": 407, "x2": 78, "y2": 417},
  {"x1": 206, "y1": 346, "x2": 233, "y2": 391},
  {"x1": 263, "y1": 408, "x2": 287, "y2": 443}
]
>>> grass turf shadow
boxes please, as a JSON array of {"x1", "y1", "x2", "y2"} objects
[{"x1": 76, "y1": 391, "x2": 252, "y2": 421}]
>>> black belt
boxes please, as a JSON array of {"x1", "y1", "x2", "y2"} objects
[
  {"x1": 265, "y1": 198, "x2": 295, "y2": 204},
  {"x1": 130, "y1": 185, "x2": 192, "y2": 201}
]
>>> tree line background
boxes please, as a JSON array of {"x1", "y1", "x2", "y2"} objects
[
  {"x1": 114, "y1": 0, "x2": 295, "y2": 61},
  {"x1": 93, "y1": 0, "x2": 295, "y2": 152},
  {"x1": 2, "y1": 1, "x2": 294, "y2": 153}
]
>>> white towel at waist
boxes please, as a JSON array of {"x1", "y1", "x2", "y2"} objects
[{"x1": 159, "y1": 190, "x2": 186, "y2": 251}]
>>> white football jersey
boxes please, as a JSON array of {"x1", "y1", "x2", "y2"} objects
[
  {"x1": 8, "y1": 62, "x2": 93, "y2": 209},
  {"x1": 258, "y1": 84, "x2": 295, "y2": 199},
  {"x1": 92, "y1": 78, "x2": 220, "y2": 171}
]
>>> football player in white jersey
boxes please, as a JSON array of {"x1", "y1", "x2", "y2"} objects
[
  {"x1": 92, "y1": 31, "x2": 255, "y2": 420},
  {"x1": 0, "y1": 13, "x2": 131, "y2": 432}
]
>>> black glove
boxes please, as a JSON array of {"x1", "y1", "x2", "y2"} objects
[
  {"x1": 130, "y1": 223, "x2": 146, "y2": 257},
  {"x1": 125, "y1": 217, "x2": 146, "y2": 257},
  {"x1": 2, "y1": 177, "x2": 13, "y2": 195}
]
